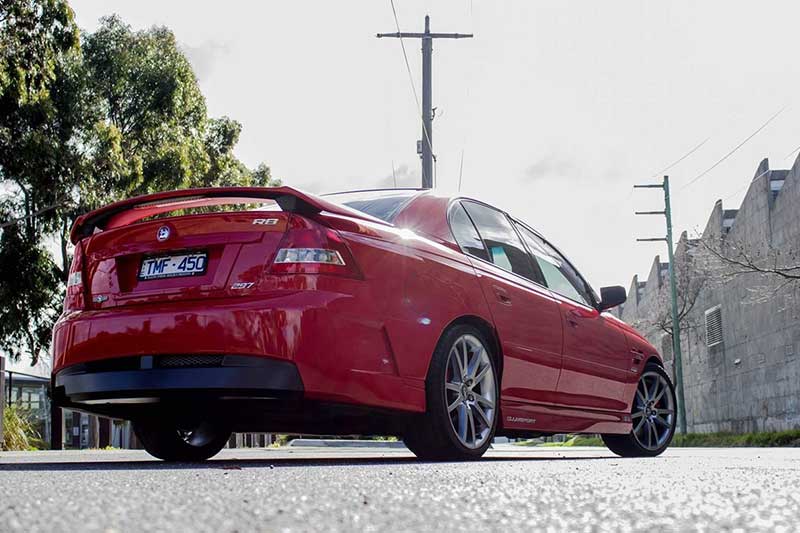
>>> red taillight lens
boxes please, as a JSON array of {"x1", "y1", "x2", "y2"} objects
[
  {"x1": 269, "y1": 215, "x2": 361, "y2": 278},
  {"x1": 64, "y1": 241, "x2": 85, "y2": 311}
]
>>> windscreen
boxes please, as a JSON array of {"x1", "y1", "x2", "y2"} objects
[{"x1": 323, "y1": 190, "x2": 420, "y2": 223}]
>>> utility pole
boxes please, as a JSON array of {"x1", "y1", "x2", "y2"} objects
[
  {"x1": 634, "y1": 175, "x2": 687, "y2": 434},
  {"x1": 378, "y1": 15, "x2": 473, "y2": 189}
]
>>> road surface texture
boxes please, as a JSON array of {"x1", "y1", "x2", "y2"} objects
[{"x1": 1, "y1": 445, "x2": 799, "y2": 532}]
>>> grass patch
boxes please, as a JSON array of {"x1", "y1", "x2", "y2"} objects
[
  {"x1": 2, "y1": 405, "x2": 42, "y2": 451},
  {"x1": 671, "y1": 430, "x2": 800, "y2": 448},
  {"x1": 515, "y1": 435, "x2": 604, "y2": 447},
  {"x1": 514, "y1": 430, "x2": 800, "y2": 449}
]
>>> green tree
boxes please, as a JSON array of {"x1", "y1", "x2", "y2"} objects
[
  {"x1": 0, "y1": 223, "x2": 60, "y2": 363},
  {"x1": 0, "y1": 7, "x2": 277, "y2": 364},
  {"x1": 0, "y1": 0, "x2": 81, "y2": 364},
  {"x1": 0, "y1": 0, "x2": 80, "y2": 106},
  {"x1": 79, "y1": 15, "x2": 210, "y2": 203}
]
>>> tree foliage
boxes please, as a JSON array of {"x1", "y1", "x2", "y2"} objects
[
  {"x1": 0, "y1": 222, "x2": 60, "y2": 363},
  {"x1": 0, "y1": 0, "x2": 79, "y2": 106},
  {"x1": 0, "y1": 0, "x2": 81, "y2": 364},
  {"x1": 646, "y1": 241, "x2": 707, "y2": 339},
  {"x1": 0, "y1": 5, "x2": 277, "y2": 364},
  {"x1": 699, "y1": 235, "x2": 800, "y2": 303}
]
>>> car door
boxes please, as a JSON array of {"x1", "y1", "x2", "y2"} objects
[
  {"x1": 514, "y1": 222, "x2": 631, "y2": 412},
  {"x1": 452, "y1": 201, "x2": 563, "y2": 405}
]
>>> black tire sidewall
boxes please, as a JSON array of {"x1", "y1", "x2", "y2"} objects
[
  {"x1": 134, "y1": 420, "x2": 231, "y2": 462},
  {"x1": 604, "y1": 363, "x2": 677, "y2": 458},
  {"x1": 425, "y1": 324, "x2": 499, "y2": 459}
]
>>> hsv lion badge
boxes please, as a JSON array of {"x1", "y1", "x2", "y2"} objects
[{"x1": 156, "y1": 226, "x2": 171, "y2": 242}]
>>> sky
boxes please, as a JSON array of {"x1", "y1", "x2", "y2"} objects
[{"x1": 68, "y1": 0, "x2": 800, "y2": 293}]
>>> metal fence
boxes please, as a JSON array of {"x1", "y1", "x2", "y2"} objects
[{"x1": 1, "y1": 363, "x2": 52, "y2": 447}]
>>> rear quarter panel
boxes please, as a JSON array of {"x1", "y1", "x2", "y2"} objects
[{"x1": 322, "y1": 213, "x2": 494, "y2": 382}]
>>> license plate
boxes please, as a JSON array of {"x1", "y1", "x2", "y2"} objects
[{"x1": 139, "y1": 252, "x2": 208, "y2": 280}]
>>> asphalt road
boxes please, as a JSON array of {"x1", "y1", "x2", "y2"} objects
[{"x1": 2, "y1": 445, "x2": 799, "y2": 532}]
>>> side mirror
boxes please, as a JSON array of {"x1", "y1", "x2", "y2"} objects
[{"x1": 598, "y1": 286, "x2": 626, "y2": 311}]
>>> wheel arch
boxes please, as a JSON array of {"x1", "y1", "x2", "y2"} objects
[
  {"x1": 437, "y1": 315, "x2": 504, "y2": 381},
  {"x1": 645, "y1": 356, "x2": 663, "y2": 369}
]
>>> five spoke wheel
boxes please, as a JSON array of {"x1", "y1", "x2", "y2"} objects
[
  {"x1": 445, "y1": 334, "x2": 496, "y2": 450},
  {"x1": 631, "y1": 370, "x2": 675, "y2": 451},
  {"x1": 602, "y1": 363, "x2": 677, "y2": 457},
  {"x1": 403, "y1": 325, "x2": 498, "y2": 460}
]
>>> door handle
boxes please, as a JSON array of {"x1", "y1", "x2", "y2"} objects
[
  {"x1": 566, "y1": 309, "x2": 580, "y2": 327},
  {"x1": 493, "y1": 285, "x2": 512, "y2": 305}
]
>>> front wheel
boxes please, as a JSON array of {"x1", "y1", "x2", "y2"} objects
[
  {"x1": 404, "y1": 325, "x2": 499, "y2": 460},
  {"x1": 134, "y1": 419, "x2": 231, "y2": 462},
  {"x1": 602, "y1": 363, "x2": 677, "y2": 457}
]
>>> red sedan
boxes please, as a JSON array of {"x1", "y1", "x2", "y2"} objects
[{"x1": 52, "y1": 187, "x2": 676, "y2": 461}]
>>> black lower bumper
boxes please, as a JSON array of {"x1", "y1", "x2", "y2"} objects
[
  {"x1": 51, "y1": 355, "x2": 410, "y2": 435},
  {"x1": 53, "y1": 355, "x2": 304, "y2": 405}
]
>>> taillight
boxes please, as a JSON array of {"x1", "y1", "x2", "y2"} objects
[
  {"x1": 64, "y1": 241, "x2": 85, "y2": 311},
  {"x1": 269, "y1": 215, "x2": 361, "y2": 278}
]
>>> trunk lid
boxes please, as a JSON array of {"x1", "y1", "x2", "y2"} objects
[
  {"x1": 83, "y1": 212, "x2": 290, "y2": 309},
  {"x1": 71, "y1": 187, "x2": 381, "y2": 309}
]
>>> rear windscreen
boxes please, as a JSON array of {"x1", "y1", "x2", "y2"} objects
[{"x1": 324, "y1": 190, "x2": 420, "y2": 223}]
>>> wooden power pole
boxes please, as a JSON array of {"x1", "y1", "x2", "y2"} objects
[{"x1": 378, "y1": 15, "x2": 473, "y2": 188}]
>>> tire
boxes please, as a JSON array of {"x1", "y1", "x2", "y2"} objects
[
  {"x1": 404, "y1": 325, "x2": 499, "y2": 461},
  {"x1": 602, "y1": 363, "x2": 677, "y2": 457},
  {"x1": 133, "y1": 419, "x2": 231, "y2": 462}
]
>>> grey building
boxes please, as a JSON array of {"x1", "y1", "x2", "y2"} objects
[{"x1": 618, "y1": 156, "x2": 800, "y2": 434}]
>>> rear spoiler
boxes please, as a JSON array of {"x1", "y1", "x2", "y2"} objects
[{"x1": 70, "y1": 186, "x2": 382, "y2": 243}]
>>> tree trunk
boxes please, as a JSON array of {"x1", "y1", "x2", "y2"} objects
[
  {"x1": 88, "y1": 415, "x2": 99, "y2": 449},
  {"x1": 99, "y1": 418, "x2": 112, "y2": 448},
  {"x1": 0, "y1": 356, "x2": 5, "y2": 447}
]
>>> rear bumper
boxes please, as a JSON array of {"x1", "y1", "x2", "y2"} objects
[
  {"x1": 53, "y1": 355, "x2": 303, "y2": 405},
  {"x1": 52, "y1": 294, "x2": 427, "y2": 413}
]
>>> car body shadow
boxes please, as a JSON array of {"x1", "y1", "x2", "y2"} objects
[{"x1": 0, "y1": 453, "x2": 620, "y2": 472}]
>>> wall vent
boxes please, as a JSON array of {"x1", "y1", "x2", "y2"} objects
[{"x1": 705, "y1": 305, "x2": 723, "y2": 347}]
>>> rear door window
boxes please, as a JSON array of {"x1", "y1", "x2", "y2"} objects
[{"x1": 461, "y1": 202, "x2": 541, "y2": 283}]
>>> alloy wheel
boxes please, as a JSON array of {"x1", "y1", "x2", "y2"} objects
[
  {"x1": 632, "y1": 370, "x2": 675, "y2": 451},
  {"x1": 444, "y1": 334, "x2": 496, "y2": 449},
  {"x1": 176, "y1": 421, "x2": 219, "y2": 448}
]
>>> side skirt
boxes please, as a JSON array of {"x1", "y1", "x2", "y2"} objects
[{"x1": 497, "y1": 399, "x2": 632, "y2": 437}]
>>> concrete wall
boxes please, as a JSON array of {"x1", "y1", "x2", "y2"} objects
[{"x1": 620, "y1": 156, "x2": 800, "y2": 434}]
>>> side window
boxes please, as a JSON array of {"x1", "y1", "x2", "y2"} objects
[
  {"x1": 450, "y1": 203, "x2": 490, "y2": 261},
  {"x1": 462, "y1": 202, "x2": 541, "y2": 283},
  {"x1": 515, "y1": 223, "x2": 593, "y2": 306}
]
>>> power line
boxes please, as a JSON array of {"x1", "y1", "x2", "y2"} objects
[
  {"x1": 650, "y1": 137, "x2": 710, "y2": 178},
  {"x1": 0, "y1": 201, "x2": 66, "y2": 230},
  {"x1": 783, "y1": 143, "x2": 800, "y2": 160},
  {"x1": 680, "y1": 106, "x2": 787, "y2": 191}
]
